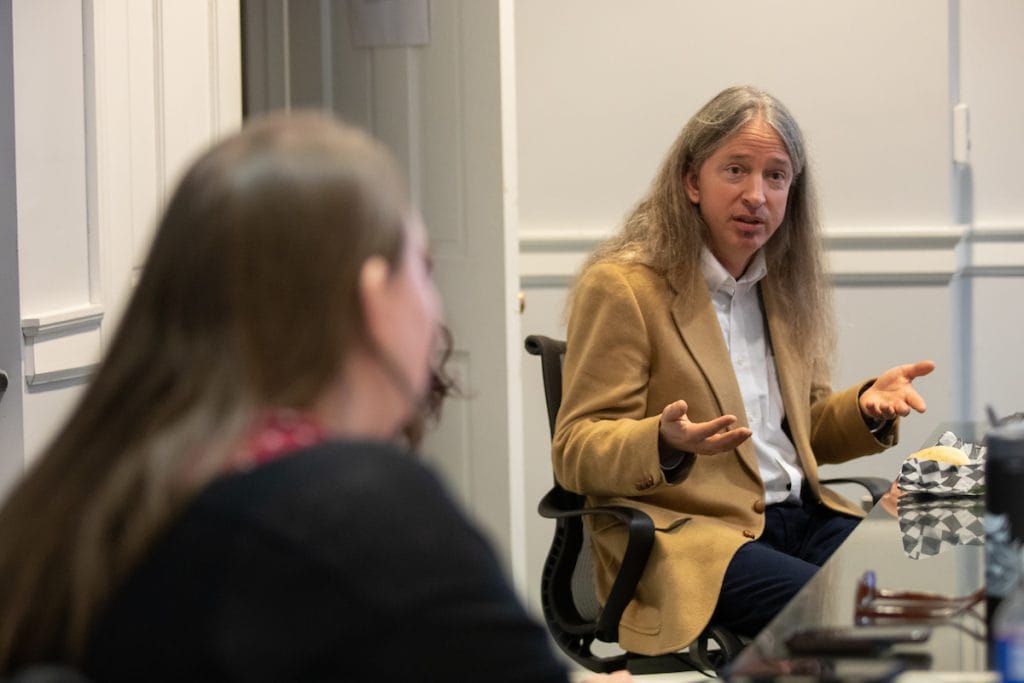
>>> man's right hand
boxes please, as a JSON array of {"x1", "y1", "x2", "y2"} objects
[{"x1": 659, "y1": 399, "x2": 752, "y2": 454}]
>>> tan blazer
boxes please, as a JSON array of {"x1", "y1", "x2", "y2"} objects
[{"x1": 552, "y1": 261, "x2": 897, "y2": 655}]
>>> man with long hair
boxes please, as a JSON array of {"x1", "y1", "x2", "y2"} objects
[{"x1": 553, "y1": 86, "x2": 934, "y2": 656}]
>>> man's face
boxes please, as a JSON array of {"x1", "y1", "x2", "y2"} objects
[{"x1": 684, "y1": 118, "x2": 794, "y2": 278}]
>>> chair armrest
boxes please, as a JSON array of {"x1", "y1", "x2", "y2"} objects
[
  {"x1": 820, "y1": 476, "x2": 891, "y2": 505},
  {"x1": 539, "y1": 487, "x2": 655, "y2": 642}
]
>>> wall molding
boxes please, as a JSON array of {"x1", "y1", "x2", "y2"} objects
[
  {"x1": 21, "y1": 1, "x2": 245, "y2": 392},
  {"x1": 21, "y1": 303, "x2": 104, "y2": 386},
  {"x1": 959, "y1": 224, "x2": 1024, "y2": 277},
  {"x1": 519, "y1": 224, "x2": 1024, "y2": 288},
  {"x1": 826, "y1": 225, "x2": 963, "y2": 286},
  {"x1": 21, "y1": 303, "x2": 103, "y2": 337}
]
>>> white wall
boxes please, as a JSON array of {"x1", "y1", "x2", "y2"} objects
[
  {"x1": 1, "y1": 0, "x2": 241, "y2": 486},
  {"x1": 960, "y1": 0, "x2": 1024, "y2": 228},
  {"x1": 956, "y1": 0, "x2": 1024, "y2": 423},
  {"x1": 516, "y1": 0, "x2": 1024, "y2": 617},
  {"x1": 516, "y1": 0, "x2": 954, "y2": 235}
]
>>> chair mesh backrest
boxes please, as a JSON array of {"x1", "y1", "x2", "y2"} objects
[
  {"x1": 526, "y1": 335, "x2": 604, "y2": 628},
  {"x1": 571, "y1": 522, "x2": 602, "y2": 621},
  {"x1": 543, "y1": 340, "x2": 601, "y2": 619}
]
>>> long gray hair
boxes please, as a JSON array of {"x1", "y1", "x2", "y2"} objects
[{"x1": 579, "y1": 85, "x2": 834, "y2": 373}]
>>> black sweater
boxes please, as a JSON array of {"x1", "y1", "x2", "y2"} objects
[{"x1": 84, "y1": 441, "x2": 567, "y2": 682}]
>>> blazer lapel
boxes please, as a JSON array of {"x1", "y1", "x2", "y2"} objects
[
  {"x1": 670, "y1": 283, "x2": 760, "y2": 477},
  {"x1": 761, "y1": 282, "x2": 813, "y2": 468}
]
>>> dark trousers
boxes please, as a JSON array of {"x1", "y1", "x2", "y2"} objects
[{"x1": 709, "y1": 496, "x2": 859, "y2": 637}]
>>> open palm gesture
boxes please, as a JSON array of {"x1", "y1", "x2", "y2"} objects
[{"x1": 859, "y1": 360, "x2": 936, "y2": 422}]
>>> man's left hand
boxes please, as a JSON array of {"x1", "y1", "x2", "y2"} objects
[{"x1": 859, "y1": 360, "x2": 936, "y2": 422}]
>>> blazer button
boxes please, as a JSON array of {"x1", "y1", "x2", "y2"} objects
[
  {"x1": 752, "y1": 499, "x2": 765, "y2": 514},
  {"x1": 742, "y1": 529, "x2": 756, "y2": 539}
]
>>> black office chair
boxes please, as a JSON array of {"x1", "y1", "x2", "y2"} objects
[{"x1": 524, "y1": 334, "x2": 889, "y2": 675}]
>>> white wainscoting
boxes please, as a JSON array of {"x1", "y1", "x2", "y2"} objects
[
  {"x1": 21, "y1": 304, "x2": 104, "y2": 387},
  {"x1": 13, "y1": 0, "x2": 241, "y2": 465},
  {"x1": 520, "y1": 225, "x2": 968, "y2": 287}
]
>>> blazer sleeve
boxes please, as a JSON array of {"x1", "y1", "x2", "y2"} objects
[
  {"x1": 552, "y1": 264, "x2": 693, "y2": 497},
  {"x1": 808, "y1": 375, "x2": 899, "y2": 466}
]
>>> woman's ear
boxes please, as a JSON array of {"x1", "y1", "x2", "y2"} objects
[
  {"x1": 358, "y1": 255, "x2": 392, "y2": 345},
  {"x1": 684, "y1": 168, "x2": 700, "y2": 204}
]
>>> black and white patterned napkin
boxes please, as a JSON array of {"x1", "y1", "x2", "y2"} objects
[
  {"x1": 897, "y1": 430, "x2": 985, "y2": 496},
  {"x1": 898, "y1": 496, "x2": 985, "y2": 559}
]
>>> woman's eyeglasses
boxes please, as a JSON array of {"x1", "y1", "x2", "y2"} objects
[{"x1": 854, "y1": 570, "x2": 984, "y2": 622}]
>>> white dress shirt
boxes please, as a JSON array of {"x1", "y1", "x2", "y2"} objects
[{"x1": 701, "y1": 248, "x2": 804, "y2": 505}]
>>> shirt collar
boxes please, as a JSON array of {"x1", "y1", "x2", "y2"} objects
[{"x1": 700, "y1": 247, "x2": 768, "y2": 296}]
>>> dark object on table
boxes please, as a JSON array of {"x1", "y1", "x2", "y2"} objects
[{"x1": 786, "y1": 625, "x2": 931, "y2": 656}]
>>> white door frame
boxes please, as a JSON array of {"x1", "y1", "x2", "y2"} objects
[{"x1": 0, "y1": 0, "x2": 25, "y2": 498}]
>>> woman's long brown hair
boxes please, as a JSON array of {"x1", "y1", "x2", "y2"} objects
[{"x1": 0, "y1": 112, "x2": 435, "y2": 670}]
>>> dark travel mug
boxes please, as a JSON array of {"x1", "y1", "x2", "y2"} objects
[{"x1": 985, "y1": 422, "x2": 1024, "y2": 667}]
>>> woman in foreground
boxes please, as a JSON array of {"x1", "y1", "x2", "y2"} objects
[{"x1": 0, "y1": 113, "x2": 629, "y2": 682}]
